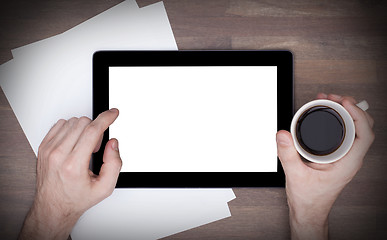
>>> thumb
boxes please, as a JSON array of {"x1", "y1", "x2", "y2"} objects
[
  {"x1": 276, "y1": 130, "x2": 305, "y2": 176},
  {"x1": 94, "y1": 138, "x2": 122, "y2": 199}
]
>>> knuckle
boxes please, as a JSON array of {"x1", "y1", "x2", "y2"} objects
[
  {"x1": 48, "y1": 147, "x2": 65, "y2": 165},
  {"x1": 68, "y1": 117, "x2": 78, "y2": 122},
  {"x1": 46, "y1": 148, "x2": 62, "y2": 163},
  {"x1": 56, "y1": 119, "x2": 67, "y2": 125},
  {"x1": 62, "y1": 161, "x2": 79, "y2": 177},
  {"x1": 346, "y1": 96, "x2": 357, "y2": 104},
  {"x1": 68, "y1": 117, "x2": 78, "y2": 127},
  {"x1": 119, "y1": 159, "x2": 123, "y2": 169},
  {"x1": 63, "y1": 161, "x2": 74, "y2": 173},
  {"x1": 79, "y1": 116, "x2": 92, "y2": 125},
  {"x1": 83, "y1": 124, "x2": 96, "y2": 136},
  {"x1": 84, "y1": 122, "x2": 100, "y2": 136},
  {"x1": 116, "y1": 158, "x2": 123, "y2": 170},
  {"x1": 110, "y1": 158, "x2": 123, "y2": 173},
  {"x1": 340, "y1": 97, "x2": 349, "y2": 103},
  {"x1": 341, "y1": 98, "x2": 353, "y2": 106}
]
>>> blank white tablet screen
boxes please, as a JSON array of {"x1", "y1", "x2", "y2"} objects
[{"x1": 109, "y1": 66, "x2": 277, "y2": 172}]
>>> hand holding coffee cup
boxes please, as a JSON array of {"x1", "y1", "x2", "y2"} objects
[
  {"x1": 277, "y1": 94, "x2": 374, "y2": 240},
  {"x1": 291, "y1": 99, "x2": 369, "y2": 164}
]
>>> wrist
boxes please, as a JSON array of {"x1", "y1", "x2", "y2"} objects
[
  {"x1": 19, "y1": 194, "x2": 81, "y2": 240},
  {"x1": 288, "y1": 204, "x2": 329, "y2": 240}
]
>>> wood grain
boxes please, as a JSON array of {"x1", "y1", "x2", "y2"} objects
[{"x1": 1, "y1": 0, "x2": 387, "y2": 239}]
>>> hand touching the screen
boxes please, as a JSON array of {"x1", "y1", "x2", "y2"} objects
[
  {"x1": 276, "y1": 93, "x2": 374, "y2": 240},
  {"x1": 18, "y1": 109, "x2": 122, "y2": 240}
]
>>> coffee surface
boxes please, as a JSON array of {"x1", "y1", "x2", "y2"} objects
[{"x1": 296, "y1": 106, "x2": 345, "y2": 156}]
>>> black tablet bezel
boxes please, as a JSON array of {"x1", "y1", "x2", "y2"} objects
[{"x1": 92, "y1": 50, "x2": 293, "y2": 187}]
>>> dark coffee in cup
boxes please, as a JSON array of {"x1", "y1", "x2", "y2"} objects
[{"x1": 296, "y1": 106, "x2": 345, "y2": 156}]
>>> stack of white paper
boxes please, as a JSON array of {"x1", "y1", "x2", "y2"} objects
[
  {"x1": 0, "y1": 1, "x2": 235, "y2": 239},
  {"x1": 71, "y1": 189, "x2": 235, "y2": 240}
]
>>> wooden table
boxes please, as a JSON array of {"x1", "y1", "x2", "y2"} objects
[{"x1": 1, "y1": 0, "x2": 386, "y2": 239}]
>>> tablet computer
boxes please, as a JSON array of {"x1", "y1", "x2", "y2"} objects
[{"x1": 92, "y1": 50, "x2": 293, "y2": 187}]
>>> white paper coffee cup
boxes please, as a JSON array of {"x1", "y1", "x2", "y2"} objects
[{"x1": 290, "y1": 99, "x2": 358, "y2": 164}]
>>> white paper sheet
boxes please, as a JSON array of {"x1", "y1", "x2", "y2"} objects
[
  {"x1": 11, "y1": 0, "x2": 141, "y2": 57},
  {"x1": 0, "y1": 1, "x2": 235, "y2": 239},
  {"x1": 0, "y1": 0, "x2": 177, "y2": 155},
  {"x1": 71, "y1": 189, "x2": 235, "y2": 240}
]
